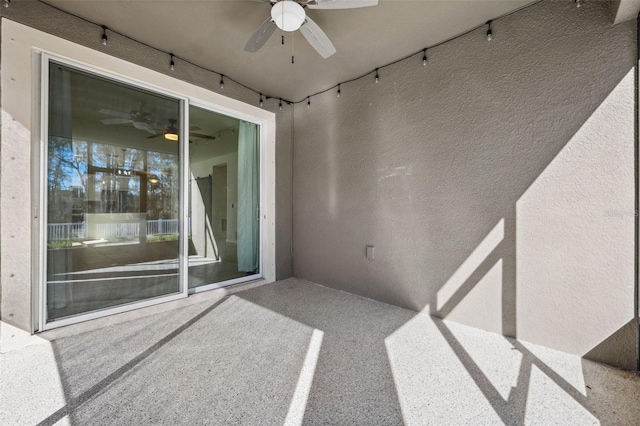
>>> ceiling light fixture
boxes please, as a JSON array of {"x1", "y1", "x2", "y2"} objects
[
  {"x1": 164, "y1": 119, "x2": 179, "y2": 141},
  {"x1": 337, "y1": 84, "x2": 341, "y2": 98},
  {"x1": 486, "y1": 20, "x2": 493, "y2": 42},
  {"x1": 170, "y1": 54, "x2": 175, "y2": 71},
  {"x1": 279, "y1": 99, "x2": 283, "y2": 110},
  {"x1": 307, "y1": 97, "x2": 311, "y2": 108},
  {"x1": 219, "y1": 75, "x2": 224, "y2": 89},
  {"x1": 575, "y1": 0, "x2": 582, "y2": 7},
  {"x1": 259, "y1": 95, "x2": 264, "y2": 107},
  {"x1": 271, "y1": 0, "x2": 306, "y2": 32},
  {"x1": 148, "y1": 175, "x2": 159, "y2": 184},
  {"x1": 3, "y1": 0, "x2": 10, "y2": 8},
  {"x1": 101, "y1": 26, "x2": 108, "y2": 46},
  {"x1": 375, "y1": 69, "x2": 379, "y2": 83},
  {"x1": 422, "y1": 49, "x2": 428, "y2": 66}
]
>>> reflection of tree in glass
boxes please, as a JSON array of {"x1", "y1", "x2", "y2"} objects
[
  {"x1": 48, "y1": 137, "x2": 88, "y2": 223},
  {"x1": 48, "y1": 136, "x2": 180, "y2": 222},
  {"x1": 48, "y1": 138, "x2": 88, "y2": 191},
  {"x1": 147, "y1": 151, "x2": 179, "y2": 221}
]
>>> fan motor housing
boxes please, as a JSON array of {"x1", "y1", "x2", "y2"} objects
[{"x1": 271, "y1": 1, "x2": 306, "y2": 32}]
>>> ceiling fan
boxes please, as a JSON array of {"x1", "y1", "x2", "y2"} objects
[
  {"x1": 245, "y1": 0, "x2": 378, "y2": 59},
  {"x1": 99, "y1": 103, "x2": 157, "y2": 134},
  {"x1": 147, "y1": 119, "x2": 217, "y2": 142}
]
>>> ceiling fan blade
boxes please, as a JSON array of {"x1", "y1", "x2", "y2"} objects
[
  {"x1": 308, "y1": 0, "x2": 377, "y2": 9},
  {"x1": 244, "y1": 16, "x2": 277, "y2": 53},
  {"x1": 147, "y1": 133, "x2": 164, "y2": 139},
  {"x1": 190, "y1": 132, "x2": 216, "y2": 140},
  {"x1": 299, "y1": 16, "x2": 336, "y2": 59},
  {"x1": 99, "y1": 108, "x2": 131, "y2": 119},
  {"x1": 132, "y1": 121, "x2": 156, "y2": 134},
  {"x1": 189, "y1": 125, "x2": 201, "y2": 131},
  {"x1": 101, "y1": 118, "x2": 132, "y2": 125}
]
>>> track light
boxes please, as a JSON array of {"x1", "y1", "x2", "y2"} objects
[
  {"x1": 307, "y1": 97, "x2": 310, "y2": 108},
  {"x1": 3, "y1": 0, "x2": 10, "y2": 8},
  {"x1": 169, "y1": 54, "x2": 175, "y2": 71},
  {"x1": 219, "y1": 75, "x2": 224, "y2": 89},
  {"x1": 279, "y1": 99, "x2": 283, "y2": 111},
  {"x1": 259, "y1": 95, "x2": 264, "y2": 107},
  {"x1": 375, "y1": 69, "x2": 379, "y2": 83},
  {"x1": 422, "y1": 49, "x2": 428, "y2": 66},
  {"x1": 486, "y1": 21, "x2": 493, "y2": 42},
  {"x1": 101, "y1": 26, "x2": 108, "y2": 46},
  {"x1": 337, "y1": 84, "x2": 341, "y2": 98}
]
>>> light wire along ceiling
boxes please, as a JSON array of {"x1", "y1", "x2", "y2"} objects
[{"x1": 45, "y1": 0, "x2": 537, "y2": 101}]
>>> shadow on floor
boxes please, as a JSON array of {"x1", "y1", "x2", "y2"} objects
[
  {"x1": 5, "y1": 278, "x2": 638, "y2": 425},
  {"x1": 238, "y1": 278, "x2": 413, "y2": 425},
  {"x1": 42, "y1": 292, "x2": 315, "y2": 424}
]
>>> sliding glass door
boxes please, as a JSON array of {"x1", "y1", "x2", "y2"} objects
[
  {"x1": 188, "y1": 106, "x2": 260, "y2": 289},
  {"x1": 42, "y1": 58, "x2": 262, "y2": 327},
  {"x1": 45, "y1": 61, "x2": 183, "y2": 322}
]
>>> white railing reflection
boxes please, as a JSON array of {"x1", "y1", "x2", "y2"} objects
[
  {"x1": 48, "y1": 219, "x2": 180, "y2": 241},
  {"x1": 48, "y1": 222, "x2": 86, "y2": 241}
]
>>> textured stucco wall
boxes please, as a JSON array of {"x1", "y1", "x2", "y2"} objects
[
  {"x1": 0, "y1": 2, "x2": 293, "y2": 331},
  {"x1": 293, "y1": 1, "x2": 637, "y2": 369}
]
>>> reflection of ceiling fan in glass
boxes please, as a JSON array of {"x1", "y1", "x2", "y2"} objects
[
  {"x1": 147, "y1": 119, "x2": 217, "y2": 142},
  {"x1": 245, "y1": 0, "x2": 378, "y2": 59},
  {"x1": 99, "y1": 103, "x2": 157, "y2": 134}
]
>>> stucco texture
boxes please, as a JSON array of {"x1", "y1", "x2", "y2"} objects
[{"x1": 293, "y1": 1, "x2": 637, "y2": 369}]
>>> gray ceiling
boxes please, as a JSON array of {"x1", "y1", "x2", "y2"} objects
[{"x1": 47, "y1": 0, "x2": 535, "y2": 101}]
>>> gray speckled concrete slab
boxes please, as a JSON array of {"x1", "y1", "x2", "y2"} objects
[{"x1": 2, "y1": 278, "x2": 639, "y2": 425}]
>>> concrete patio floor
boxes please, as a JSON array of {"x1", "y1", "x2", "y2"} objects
[{"x1": 2, "y1": 278, "x2": 639, "y2": 425}]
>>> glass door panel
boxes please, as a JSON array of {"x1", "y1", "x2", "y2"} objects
[
  {"x1": 46, "y1": 61, "x2": 181, "y2": 321},
  {"x1": 188, "y1": 106, "x2": 260, "y2": 288}
]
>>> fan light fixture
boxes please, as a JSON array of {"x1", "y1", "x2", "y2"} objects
[
  {"x1": 148, "y1": 175, "x2": 159, "y2": 184},
  {"x1": 271, "y1": 1, "x2": 306, "y2": 32},
  {"x1": 164, "y1": 119, "x2": 179, "y2": 140}
]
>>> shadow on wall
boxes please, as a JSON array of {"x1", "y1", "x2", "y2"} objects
[
  {"x1": 429, "y1": 68, "x2": 637, "y2": 368},
  {"x1": 292, "y1": 0, "x2": 637, "y2": 370}
]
